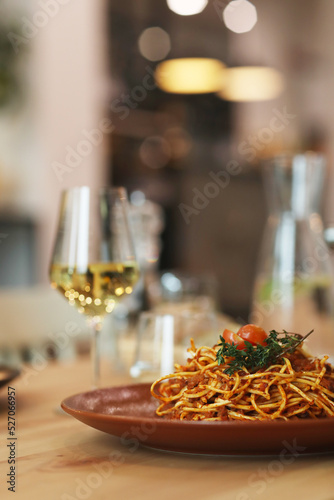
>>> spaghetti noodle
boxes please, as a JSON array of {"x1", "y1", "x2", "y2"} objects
[{"x1": 150, "y1": 339, "x2": 334, "y2": 421}]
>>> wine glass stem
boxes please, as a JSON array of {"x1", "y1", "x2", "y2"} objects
[{"x1": 89, "y1": 316, "x2": 102, "y2": 388}]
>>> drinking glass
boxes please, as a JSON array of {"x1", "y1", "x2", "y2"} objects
[
  {"x1": 130, "y1": 310, "x2": 219, "y2": 382},
  {"x1": 49, "y1": 187, "x2": 139, "y2": 387}
]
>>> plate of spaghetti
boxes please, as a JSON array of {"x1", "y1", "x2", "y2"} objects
[{"x1": 62, "y1": 325, "x2": 334, "y2": 455}]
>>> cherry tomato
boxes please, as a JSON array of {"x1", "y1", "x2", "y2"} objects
[
  {"x1": 222, "y1": 329, "x2": 246, "y2": 350},
  {"x1": 237, "y1": 324, "x2": 267, "y2": 346}
]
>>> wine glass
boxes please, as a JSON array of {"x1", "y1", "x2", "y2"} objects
[{"x1": 49, "y1": 186, "x2": 139, "y2": 387}]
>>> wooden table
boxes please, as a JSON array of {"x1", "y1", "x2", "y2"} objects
[{"x1": 1, "y1": 356, "x2": 334, "y2": 500}]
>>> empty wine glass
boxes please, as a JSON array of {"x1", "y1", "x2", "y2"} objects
[{"x1": 49, "y1": 187, "x2": 139, "y2": 387}]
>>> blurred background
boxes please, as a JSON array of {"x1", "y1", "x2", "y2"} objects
[{"x1": 1, "y1": 0, "x2": 334, "y2": 364}]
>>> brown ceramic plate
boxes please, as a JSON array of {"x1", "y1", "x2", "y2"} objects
[
  {"x1": 0, "y1": 366, "x2": 20, "y2": 389},
  {"x1": 61, "y1": 383, "x2": 334, "y2": 456}
]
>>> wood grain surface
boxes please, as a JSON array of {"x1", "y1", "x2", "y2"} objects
[{"x1": 1, "y1": 356, "x2": 334, "y2": 500}]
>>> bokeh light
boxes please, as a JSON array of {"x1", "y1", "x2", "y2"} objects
[
  {"x1": 223, "y1": 0, "x2": 257, "y2": 34},
  {"x1": 138, "y1": 27, "x2": 171, "y2": 62},
  {"x1": 217, "y1": 66, "x2": 284, "y2": 101},
  {"x1": 130, "y1": 190, "x2": 146, "y2": 206},
  {"x1": 155, "y1": 58, "x2": 226, "y2": 94},
  {"x1": 166, "y1": 0, "x2": 208, "y2": 16},
  {"x1": 139, "y1": 136, "x2": 171, "y2": 168}
]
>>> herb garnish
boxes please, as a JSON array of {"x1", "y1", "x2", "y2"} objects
[{"x1": 216, "y1": 329, "x2": 314, "y2": 376}]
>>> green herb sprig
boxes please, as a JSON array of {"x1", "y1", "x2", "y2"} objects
[{"x1": 216, "y1": 329, "x2": 314, "y2": 376}]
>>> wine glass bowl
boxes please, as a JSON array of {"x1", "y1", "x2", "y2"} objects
[
  {"x1": 49, "y1": 186, "x2": 139, "y2": 386},
  {"x1": 50, "y1": 261, "x2": 139, "y2": 318}
]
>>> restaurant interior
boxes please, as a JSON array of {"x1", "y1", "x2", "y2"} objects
[{"x1": 1, "y1": 1, "x2": 334, "y2": 499}]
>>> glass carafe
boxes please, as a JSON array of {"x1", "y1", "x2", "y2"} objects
[{"x1": 251, "y1": 152, "x2": 334, "y2": 360}]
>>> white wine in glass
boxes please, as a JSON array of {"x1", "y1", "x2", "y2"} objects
[{"x1": 49, "y1": 187, "x2": 139, "y2": 387}]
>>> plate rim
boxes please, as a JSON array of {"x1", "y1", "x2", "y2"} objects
[{"x1": 61, "y1": 382, "x2": 334, "y2": 430}]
